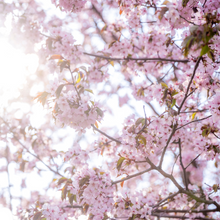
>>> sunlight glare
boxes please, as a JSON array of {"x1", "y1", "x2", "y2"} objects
[
  {"x1": 0, "y1": 38, "x2": 38, "y2": 106},
  {"x1": 0, "y1": 207, "x2": 14, "y2": 220}
]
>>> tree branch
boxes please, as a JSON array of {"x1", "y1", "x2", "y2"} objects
[
  {"x1": 185, "y1": 154, "x2": 200, "y2": 170},
  {"x1": 91, "y1": 124, "x2": 122, "y2": 144},
  {"x1": 153, "y1": 191, "x2": 179, "y2": 208},
  {"x1": 178, "y1": 138, "x2": 188, "y2": 190},
  {"x1": 171, "y1": 154, "x2": 179, "y2": 176},
  {"x1": 159, "y1": 123, "x2": 178, "y2": 168},
  {"x1": 137, "y1": 105, "x2": 147, "y2": 134},
  {"x1": 176, "y1": 115, "x2": 212, "y2": 130},
  {"x1": 151, "y1": 213, "x2": 213, "y2": 219},
  {"x1": 83, "y1": 52, "x2": 189, "y2": 63},
  {"x1": 112, "y1": 167, "x2": 152, "y2": 185},
  {"x1": 179, "y1": 15, "x2": 198, "y2": 26},
  {"x1": 1, "y1": 118, "x2": 65, "y2": 178},
  {"x1": 154, "y1": 208, "x2": 217, "y2": 213},
  {"x1": 178, "y1": 57, "x2": 202, "y2": 114}
]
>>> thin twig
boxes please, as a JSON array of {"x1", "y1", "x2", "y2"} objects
[
  {"x1": 91, "y1": 124, "x2": 122, "y2": 144},
  {"x1": 159, "y1": 123, "x2": 178, "y2": 168},
  {"x1": 63, "y1": 205, "x2": 83, "y2": 209},
  {"x1": 180, "y1": 109, "x2": 208, "y2": 113},
  {"x1": 176, "y1": 115, "x2": 212, "y2": 130},
  {"x1": 140, "y1": 21, "x2": 157, "y2": 23},
  {"x1": 178, "y1": 138, "x2": 188, "y2": 190},
  {"x1": 185, "y1": 154, "x2": 201, "y2": 170},
  {"x1": 202, "y1": 0, "x2": 207, "y2": 7},
  {"x1": 83, "y1": 52, "x2": 189, "y2": 63},
  {"x1": 147, "y1": 158, "x2": 183, "y2": 190},
  {"x1": 134, "y1": 160, "x2": 149, "y2": 163},
  {"x1": 40, "y1": 32, "x2": 189, "y2": 63},
  {"x1": 178, "y1": 57, "x2": 202, "y2": 114},
  {"x1": 179, "y1": 15, "x2": 198, "y2": 25},
  {"x1": 153, "y1": 191, "x2": 179, "y2": 208},
  {"x1": 147, "y1": 102, "x2": 160, "y2": 116},
  {"x1": 153, "y1": 208, "x2": 217, "y2": 213},
  {"x1": 151, "y1": 213, "x2": 213, "y2": 219},
  {"x1": 137, "y1": 106, "x2": 147, "y2": 134},
  {"x1": 112, "y1": 168, "x2": 152, "y2": 185},
  {"x1": 212, "y1": 132, "x2": 220, "y2": 139},
  {"x1": 171, "y1": 154, "x2": 179, "y2": 176}
]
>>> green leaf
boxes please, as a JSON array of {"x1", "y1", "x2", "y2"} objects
[
  {"x1": 108, "y1": 41, "x2": 116, "y2": 49},
  {"x1": 32, "y1": 139, "x2": 37, "y2": 148},
  {"x1": 58, "y1": 60, "x2": 68, "y2": 73},
  {"x1": 34, "y1": 92, "x2": 49, "y2": 106},
  {"x1": 55, "y1": 84, "x2": 65, "y2": 98},
  {"x1": 202, "y1": 129, "x2": 208, "y2": 137},
  {"x1": 61, "y1": 184, "x2": 68, "y2": 200},
  {"x1": 82, "y1": 204, "x2": 90, "y2": 214},
  {"x1": 171, "y1": 90, "x2": 178, "y2": 96},
  {"x1": 213, "y1": 184, "x2": 218, "y2": 192},
  {"x1": 138, "y1": 135, "x2": 146, "y2": 145},
  {"x1": 78, "y1": 86, "x2": 84, "y2": 94},
  {"x1": 79, "y1": 176, "x2": 90, "y2": 187},
  {"x1": 129, "y1": 214, "x2": 136, "y2": 220},
  {"x1": 171, "y1": 99, "x2": 176, "y2": 108},
  {"x1": 117, "y1": 157, "x2": 125, "y2": 171},
  {"x1": 158, "y1": 7, "x2": 168, "y2": 20},
  {"x1": 135, "y1": 118, "x2": 145, "y2": 127},
  {"x1": 162, "y1": 0, "x2": 170, "y2": 5},
  {"x1": 96, "y1": 107, "x2": 103, "y2": 117},
  {"x1": 20, "y1": 160, "x2": 27, "y2": 172},
  {"x1": 182, "y1": 0, "x2": 189, "y2": 7},
  {"x1": 109, "y1": 61, "x2": 114, "y2": 67},
  {"x1": 182, "y1": 36, "x2": 195, "y2": 57},
  {"x1": 191, "y1": 112, "x2": 196, "y2": 120},
  {"x1": 76, "y1": 73, "x2": 81, "y2": 84},
  {"x1": 200, "y1": 45, "x2": 210, "y2": 56},
  {"x1": 58, "y1": 177, "x2": 68, "y2": 186},
  {"x1": 33, "y1": 212, "x2": 42, "y2": 220},
  {"x1": 68, "y1": 193, "x2": 77, "y2": 205},
  {"x1": 161, "y1": 82, "x2": 168, "y2": 88},
  {"x1": 207, "y1": 51, "x2": 215, "y2": 62},
  {"x1": 85, "y1": 89, "x2": 94, "y2": 94}
]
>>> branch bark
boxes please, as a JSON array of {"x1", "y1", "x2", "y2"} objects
[
  {"x1": 112, "y1": 168, "x2": 152, "y2": 185},
  {"x1": 91, "y1": 124, "x2": 122, "y2": 144},
  {"x1": 83, "y1": 52, "x2": 189, "y2": 63},
  {"x1": 178, "y1": 57, "x2": 202, "y2": 114}
]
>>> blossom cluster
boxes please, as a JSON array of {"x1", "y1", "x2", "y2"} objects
[
  {"x1": 51, "y1": 0, "x2": 87, "y2": 12},
  {"x1": 64, "y1": 144, "x2": 89, "y2": 167},
  {"x1": 69, "y1": 166, "x2": 114, "y2": 220},
  {"x1": 1, "y1": 0, "x2": 220, "y2": 219},
  {"x1": 47, "y1": 28, "x2": 83, "y2": 64}
]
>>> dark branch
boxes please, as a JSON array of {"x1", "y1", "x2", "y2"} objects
[
  {"x1": 112, "y1": 167, "x2": 152, "y2": 185},
  {"x1": 176, "y1": 115, "x2": 212, "y2": 130},
  {"x1": 153, "y1": 191, "x2": 179, "y2": 208},
  {"x1": 83, "y1": 52, "x2": 189, "y2": 63},
  {"x1": 159, "y1": 123, "x2": 178, "y2": 168},
  {"x1": 178, "y1": 57, "x2": 202, "y2": 114},
  {"x1": 91, "y1": 124, "x2": 122, "y2": 144},
  {"x1": 137, "y1": 105, "x2": 147, "y2": 134},
  {"x1": 185, "y1": 154, "x2": 201, "y2": 170},
  {"x1": 178, "y1": 138, "x2": 188, "y2": 190}
]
